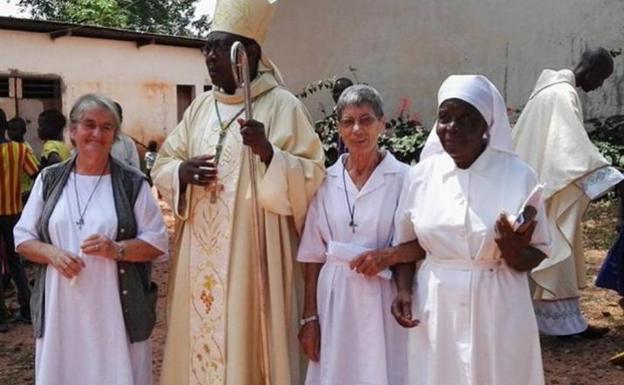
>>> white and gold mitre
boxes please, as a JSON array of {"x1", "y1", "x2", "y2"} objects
[{"x1": 211, "y1": 0, "x2": 279, "y2": 44}]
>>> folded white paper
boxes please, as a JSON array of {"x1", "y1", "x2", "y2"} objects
[{"x1": 326, "y1": 241, "x2": 392, "y2": 280}]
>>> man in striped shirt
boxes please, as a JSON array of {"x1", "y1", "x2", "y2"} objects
[{"x1": 0, "y1": 108, "x2": 38, "y2": 332}]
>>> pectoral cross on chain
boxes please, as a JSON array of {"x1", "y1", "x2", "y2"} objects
[
  {"x1": 208, "y1": 181, "x2": 225, "y2": 204},
  {"x1": 349, "y1": 220, "x2": 357, "y2": 233},
  {"x1": 76, "y1": 218, "x2": 85, "y2": 230}
]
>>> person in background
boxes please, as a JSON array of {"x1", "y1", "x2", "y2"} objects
[
  {"x1": 596, "y1": 183, "x2": 624, "y2": 305},
  {"x1": 512, "y1": 47, "x2": 620, "y2": 338},
  {"x1": 596, "y1": 183, "x2": 624, "y2": 366},
  {"x1": 5, "y1": 117, "x2": 39, "y2": 316},
  {"x1": 0, "y1": 125, "x2": 5, "y2": 305},
  {"x1": 0, "y1": 108, "x2": 38, "y2": 333},
  {"x1": 7, "y1": 117, "x2": 39, "y2": 204},
  {"x1": 143, "y1": 140, "x2": 158, "y2": 184},
  {"x1": 38, "y1": 109, "x2": 71, "y2": 168},
  {"x1": 331, "y1": 78, "x2": 354, "y2": 156},
  {"x1": 110, "y1": 102, "x2": 141, "y2": 170},
  {"x1": 332, "y1": 77, "x2": 354, "y2": 104}
]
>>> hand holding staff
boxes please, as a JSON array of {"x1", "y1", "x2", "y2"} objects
[{"x1": 231, "y1": 40, "x2": 272, "y2": 385}]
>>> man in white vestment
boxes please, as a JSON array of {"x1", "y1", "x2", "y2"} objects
[
  {"x1": 151, "y1": 0, "x2": 326, "y2": 384},
  {"x1": 513, "y1": 47, "x2": 622, "y2": 338}
]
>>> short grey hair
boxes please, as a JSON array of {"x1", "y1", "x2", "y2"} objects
[
  {"x1": 69, "y1": 93, "x2": 121, "y2": 136},
  {"x1": 335, "y1": 84, "x2": 384, "y2": 120}
]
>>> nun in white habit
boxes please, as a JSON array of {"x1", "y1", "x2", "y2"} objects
[
  {"x1": 297, "y1": 85, "x2": 411, "y2": 385},
  {"x1": 391, "y1": 75, "x2": 550, "y2": 385}
]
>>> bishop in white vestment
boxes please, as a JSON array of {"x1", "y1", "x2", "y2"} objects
[{"x1": 152, "y1": 1, "x2": 325, "y2": 384}]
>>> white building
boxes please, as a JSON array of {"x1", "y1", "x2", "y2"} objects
[
  {"x1": 265, "y1": 0, "x2": 624, "y2": 126},
  {"x1": 0, "y1": 16, "x2": 209, "y2": 156},
  {"x1": 3, "y1": 0, "x2": 623, "y2": 153}
]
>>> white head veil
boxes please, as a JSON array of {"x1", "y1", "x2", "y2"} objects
[{"x1": 420, "y1": 75, "x2": 513, "y2": 160}]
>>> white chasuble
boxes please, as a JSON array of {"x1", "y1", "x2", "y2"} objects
[
  {"x1": 188, "y1": 101, "x2": 244, "y2": 384},
  {"x1": 512, "y1": 69, "x2": 615, "y2": 300}
]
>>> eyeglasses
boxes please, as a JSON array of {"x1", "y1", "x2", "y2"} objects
[
  {"x1": 78, "y1": 119, "x2": 115, "y2": 132},
  {"x1": 337, "y1": 114, "x2": 378, "y2": 129},
  {"x1": 202, "y1": 40, "x2": 250, "y2": 57},
  {"x1": 201, "y1": 41, "x2": 229, "y2": 57}
]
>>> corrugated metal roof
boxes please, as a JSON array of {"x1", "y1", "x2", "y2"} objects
[{"x1": 0, "y1": 16, "x2": 205, "y2": 49}]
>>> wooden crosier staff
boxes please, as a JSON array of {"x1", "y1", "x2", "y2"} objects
[{"x1": 230, "y1": 40, "x2": 272, "y2": 385}]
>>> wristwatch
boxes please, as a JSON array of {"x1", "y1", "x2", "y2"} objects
[{"x1": 299, "y1": 315, "x2": 319, "y2": 326}]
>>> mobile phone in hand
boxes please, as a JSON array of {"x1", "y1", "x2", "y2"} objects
[{"x1": 515, "y1": 205, "x2": 537, "y2": 233}]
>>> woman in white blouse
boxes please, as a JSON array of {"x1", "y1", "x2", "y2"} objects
[
  {"x1": 14, "y1": 94, "x2": 168, "y2": 385},
  {"x1": 297, "y1": 85, "x2": 414, "y2": 385},
  {"x1": 391, "y1": 75, "x2": 550, "y2": 385}
]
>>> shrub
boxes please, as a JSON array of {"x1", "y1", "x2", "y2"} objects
[{"x1": 587, "y1": 114, "x2": 624, "y2": 169}]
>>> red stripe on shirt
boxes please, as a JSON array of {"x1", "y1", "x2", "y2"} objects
[
  {"x1": 6, "y1": 142, "x2": 17, "y2": 214},
  {"x1": 23, "y1": 144, "x2": 38, "y2": 176},
  {"x1": 0, "y1": 144, "x2": 7, "y2": 214}
]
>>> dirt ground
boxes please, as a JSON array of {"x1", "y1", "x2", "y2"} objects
[{"x1": 1, "y1": 199, "x2": 623, "y2": 385}]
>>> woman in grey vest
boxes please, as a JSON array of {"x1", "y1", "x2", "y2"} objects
[{"x1": 13, "y1": 93, "x2": 168, "y2": 385}]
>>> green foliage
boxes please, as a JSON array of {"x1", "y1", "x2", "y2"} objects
[
  {"x1": 296, "y1": 78, "x2": 335, "y2": 99},
  {"x1": 61, "y1": 0, "x2": 127, "y2": 27},
  {"x1": 312, "y1": 113, "x2": 341, "y2": 166},
  {"x1": 587, "y1": 114, "x2": 624, "y2": 169},
  {"x1": 297, "y1": 66, "x2": 361, "y2": 100},
  {"x1": 380, "y1": 109, "x2": 427, "y2": 164},
  {"x1": 17, "y1": 0, "x2": 206, "y2": 37}
]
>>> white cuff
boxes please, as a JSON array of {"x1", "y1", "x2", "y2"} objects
[{"x1": 257, "y1": 145, "x2": 292, "y2": 215}]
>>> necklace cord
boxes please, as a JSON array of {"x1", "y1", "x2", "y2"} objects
[
  {"x1": 213, "y1": 99, "x2": 246, "y2": 166},
  {"x1": 341, "y1": 151, "x2": 384, "y2": 232},
  {"x1": 341, "y1": 156, "x2": 357, "y2": 231},
  {"x1": 211, "y1": 88, "x2": 274, "y2": 167},
  {"x1": 73, "y1": 159, "x2": 109, "y2": 229}
]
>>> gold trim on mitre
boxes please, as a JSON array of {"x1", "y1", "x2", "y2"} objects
[{"x1": 211, "y1": 0, "x2": 279, "y2": 44}]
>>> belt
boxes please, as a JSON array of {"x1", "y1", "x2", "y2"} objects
[{"x1": 427, "y1": 257, "x2": 504, "y2": 271}]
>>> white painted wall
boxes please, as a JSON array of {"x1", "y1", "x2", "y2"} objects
[
  {"x1": 265, "y1": 0, "x2": 624, "y2": 126},
  {"x1": 0, "y1": 28, "x2": 209, "y2": 148}
]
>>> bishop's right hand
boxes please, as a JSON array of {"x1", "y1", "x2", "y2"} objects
[{"x1": 179, "y1": 155, "x2": 218, "y2": 190}]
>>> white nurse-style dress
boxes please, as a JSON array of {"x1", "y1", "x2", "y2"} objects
[
  {"x1": 298, "y1": 152, "x2": 409, "y2": 385},
  {"x1": 394, "y1": 148, "x2": 550, "y2": 385}
]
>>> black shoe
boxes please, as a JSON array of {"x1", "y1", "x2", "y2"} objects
[
  {"x1": 0, "y1": 322, "x2": 8, "y2": 333},
  {"x1": 557, "y1": 325, "x2": 610, "y2": 340}
]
